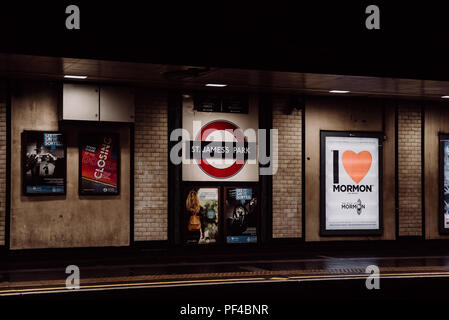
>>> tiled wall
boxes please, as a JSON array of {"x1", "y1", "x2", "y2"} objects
[
  {"x1": 134, "y1": 91, "x2": 168, "y2": 241},
  {"x1": 0, "y1": 103, "x2": 5, "y2": 245},
  {"x1": 397, "y1": 105, "x2": 422, "y2": 236},
  {"x1": 272, "y1": 98, "x2": 302, "y2": 238}
]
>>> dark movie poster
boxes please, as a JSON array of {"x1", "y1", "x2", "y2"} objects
[
  {"x1": 22, "y1": 131, "x2": 66, "y2": 195},
  {"x1": 440, "y1": 135, "x2": 449, "y2": 233},
  {"x1": 79, "y1": 133, "x2": 119, "y2": 195},
  {"x1": 224, "y1": 187, "x2": 258, "y2": 243},
  {"x1": 184, "y1": 187, "x2": 219, "y2": 244}
]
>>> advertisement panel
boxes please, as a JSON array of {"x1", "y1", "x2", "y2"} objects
[
  {"x1": 22, "y1": 131, "x2": 66, "y2": 195},
  {"x1": 79, "y1": 133, "x2": 120, "y2": 195},
  {"x1": 183, "y1": 187, "x2": 219, "y2": 244},
  {"x1": 182, "y1": 95, "x2": 259, "y2": 182},
  {"x1": 321, "y1": 132, "x2": 382, "y2": 235},
  {"x1": 224, "y1": 187, "x2": 258, "y2": 243},
  {"x1": 440, "y1": 134, "x2": 449, "y2": 233}
]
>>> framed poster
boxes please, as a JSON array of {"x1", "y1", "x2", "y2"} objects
[
  {"x1": 320, "y1": 131, "x2": 383, "y2": 236},
  {"x1": 22, "y1": 131, "x2": 66, "y2": 195},
  {"x1": 224, "y1": 186, "x2": 258, "y2": 243},
  {"x1": 183, "y1": 186, "x2": 220, "y2": 244},
  {"x1": 439, "y1": 133, "x2": 449, "y2": 234},
  {"x1": 79, "y1": 133, "x2": 120, "y2": 195}
]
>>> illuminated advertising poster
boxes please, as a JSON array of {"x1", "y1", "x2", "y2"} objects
[
  {"x1": 182, "y1": 95, "x2": 259, "y2": 182},
  {"x1": 79, "y1": 133, "x2": 119, "y2": 195},
  {"x1": 224, "y1": 187, "x2": 258, "y2": 243},
  {"x1": 439, "y1": 135, "x2": 449, "y2": 233},
  {"x1": 184, "y1": 187, "x2": 219, "y2": 244},
  {"x1": 22, "y1": 131, "x2": 66, "y2": 195},
  {"x1": 321, "y1": 132, "x2": 382, "y2": 235}
]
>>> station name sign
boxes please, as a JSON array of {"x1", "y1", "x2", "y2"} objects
[{"x1": 182, "y1": 96, "x2": 259, "y2": 182}]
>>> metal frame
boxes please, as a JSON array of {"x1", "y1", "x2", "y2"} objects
[{"x1": 320, "y1": 130, "x2": 384, "y2": 236}]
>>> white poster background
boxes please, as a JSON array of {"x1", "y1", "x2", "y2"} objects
[
  {"x1": 325, "y1": 136, "x2": 380, "y2": 230},
  {"x1": 182, "y1": 96, "x2": 259, "y2": 182}
]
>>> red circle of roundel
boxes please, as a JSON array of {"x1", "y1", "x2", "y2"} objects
[{"x1": 195, "y1": 120, "x2": 246, "y2": 179}]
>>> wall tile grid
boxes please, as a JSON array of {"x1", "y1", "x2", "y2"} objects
[
  {"x1": 272, "y1": 99, "x2": 302, "y2": 238},
  {"x1": 134, "y1": 92, "x2": 168, "y2": 241},
  {"x1": 397, "y1": 106, "x2": 422, "y2": 236}
]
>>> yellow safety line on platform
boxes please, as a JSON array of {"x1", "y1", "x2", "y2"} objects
[
  {"x1": 0, "y1": 277, "x2": 267, "y2": 295},
  {"x1": 2, "y1": 271, "x2": 449, "y2": 295},
  {"x1": 288, "y1": 271, "x2": 449, "y2": 280}
]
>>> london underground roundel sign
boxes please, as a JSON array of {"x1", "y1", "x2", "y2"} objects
[{"x1": 195, "y1": 120, "x2": 247, "y2": 179}]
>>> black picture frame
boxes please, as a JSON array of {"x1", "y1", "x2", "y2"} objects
[
  {"x1": 438, "y1": 133, "x2": 449, "y2": 235},
  {"x1": 79, "y1": 132, "x2": 120, "y2": 196},
  {"x1": 21, "y1": 130, "x2": 67, "y2": 196},
  {"x1": 223, "y1": 185, "x2": 259, "y2": 244},
  {"x1": 320, "y1": 131, "x2": 383, "y2": 236}
]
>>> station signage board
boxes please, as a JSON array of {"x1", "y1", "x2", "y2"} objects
[{"x1": 182, "y1": 95, "x2": 258, "y2": 182}]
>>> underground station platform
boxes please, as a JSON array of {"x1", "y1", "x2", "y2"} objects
[
  {"x1": 3, "y1": 3, "x2": 449, "y2": 316},
  {"x1": 1, "y1": 242, "x2": 449, "y2": 302}
]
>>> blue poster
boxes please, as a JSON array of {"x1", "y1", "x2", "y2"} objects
[
  {"x1": 224, "y1": 187, "x2": 258, "y2": 243},
  {"x1": 22, "y1": 131, "x2": 66, "y2": 195}
]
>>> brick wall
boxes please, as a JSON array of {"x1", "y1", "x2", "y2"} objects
[
  {"x1": 397, "y1": 105, "x2": 422, "y2": 236},
  {"x1": 0, "y1": 103, "x2": 5, "y2": 245},
  {"x1": 134, "y1": 91, "x2": 168, "y2": 241},
  {"x1": 272, "y1": 97, "x2": 302, "y2": 238}
]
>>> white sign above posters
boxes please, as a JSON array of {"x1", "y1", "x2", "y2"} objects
[
  {"x1": 182, "y1": 96, "x2": 259, "y2": 182},
  {"x1": 323, "y1": 134, "x2": 381, "y2": 233}
]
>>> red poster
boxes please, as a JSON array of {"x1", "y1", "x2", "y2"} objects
[{"x1": 79, "y1": 133, "x2": 119, "y2": 195}]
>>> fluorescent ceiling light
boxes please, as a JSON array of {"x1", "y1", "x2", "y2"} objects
[
  {"x1": 442, "y1": 95, "x2": 449, "y2": 99},
  {"x1": 329, "y1": 90, "x2": 350, "y2": 94},
  {"x1": 64, "y1": 75, "x2": 87, "y2": 79},
  {"x1": 205, "y1": 83, "x2": 227, "y2": 87}
]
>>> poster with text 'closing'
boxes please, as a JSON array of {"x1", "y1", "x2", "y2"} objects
[
  {"x1": 80, "y1": 133, "x2": 119, "y2": 195},
  {"x1": 322, "y1": 134, "x2": 381, "y2": 235}
]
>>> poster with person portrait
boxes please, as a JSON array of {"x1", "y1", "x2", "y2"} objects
[
  {"x1": 183, "y1": 187, "x2": 219, "y2": 244},
  {"x1": 22, "y1": 131, "x2": 66, "y2": 195},
  {"x1": 439, "y1": 134, "x2": 449, "y2": 234},
  {"x1": 79, "y1": 133, "x2": 120, "y2": 195},
  {"x1": 224, "y1": 187, "x2": 258, "y2": 243},
  {"x1": 320, "y1": 131, "x2": 382, "y2": 236}
]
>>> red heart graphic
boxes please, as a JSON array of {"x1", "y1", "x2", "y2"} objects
[{"x1": 342, "y1": 150, "x2": 372, "y2": 184}]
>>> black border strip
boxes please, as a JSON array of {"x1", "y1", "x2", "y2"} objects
[
  {"x1": 319, "y1": 130, "x2": 384, "y2": 237},
  {"x1": 259, "y1": 93, "x2": 272, "y2": 244},
  {"x1": 168, "y1": 90, "x2": 182, "y2": 246}
]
